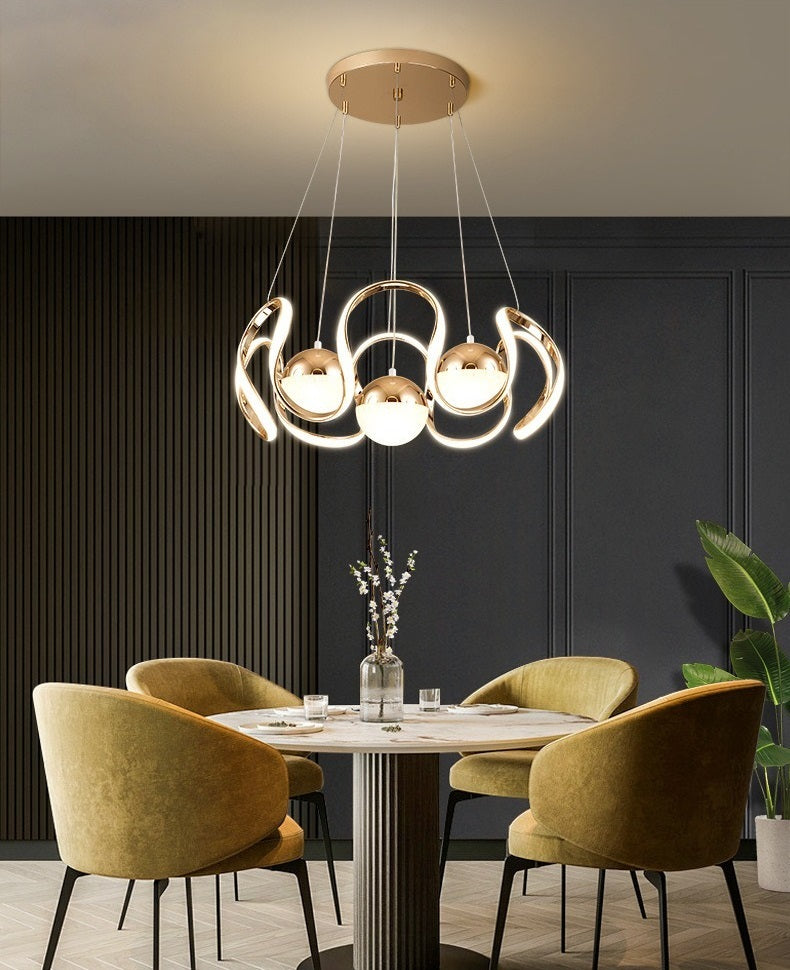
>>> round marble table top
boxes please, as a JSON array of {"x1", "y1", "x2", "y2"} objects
[{"x1": 210, "y1": 704, "x2": 597, "y2": 754}]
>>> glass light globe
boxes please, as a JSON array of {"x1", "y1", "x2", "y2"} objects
[
  {"x1": 280, "y1": 347, "x2": 344, "y2": 417},
  {"x1": 355, "y1": 374, "x2": 429, "y2": 446},
  {"x1": 436, "y1": 341, "x2": 507, "y2": 410}
]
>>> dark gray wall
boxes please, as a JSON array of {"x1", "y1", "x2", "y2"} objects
[
  {"x1": 0, "y1": 218, "x2": 319, "y2": 840},
  {"x1": 3, "y1": 217, "x2": 789, "y2": 847},
  {"x1": 318, "y1": 218, "x2": 790, "y2": 839}
]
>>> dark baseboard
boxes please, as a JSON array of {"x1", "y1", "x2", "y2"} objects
[
  {"x1": 302, "y1": 838, "x2": 509, "y2": 861},
  {"x1": 0, "y1": 840, "x2": 61, "y2": 860},
  {"x1": 1, "y1": 838, "x2": 758, "y2": 863},
  {"x1": 735, "y1": 839, "x2": 756, "y2": 861},
  {"x1": 2, "y1": 838, "x2": 507, "y2": 862},
  {"x1": 303, "y1": 839, "x2": 760, "y2": 863}
]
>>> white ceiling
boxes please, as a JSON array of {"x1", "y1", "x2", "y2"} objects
[{"x1": 1, "y1": 0, "x2": 789, "y2": 216}]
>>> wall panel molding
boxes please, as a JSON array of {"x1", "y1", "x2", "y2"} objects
[{"x1": 566, "y1": 270, "x2": 733, "y2": 683}]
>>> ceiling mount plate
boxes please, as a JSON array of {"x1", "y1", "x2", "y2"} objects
[{"x1": 326, "y1": 49, "x2": 470, "y2": 125}]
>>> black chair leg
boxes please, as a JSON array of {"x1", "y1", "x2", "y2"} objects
[
  {"x1": 630, "y1": 868, "x2": 648, "y2": 919},
  {"x1": 294, "y1": 791, "x2": 343, "y2": 925},
  {"x1": 560, "y1": 864, "x2": 567, "y2": 952},
  {"x1": 152, "y1": 878, "x2": 169, "y2": 970},
  {"x1": 591, "y1": 869, "x2": 606, "y2": 970},
  {"x1": 644, "y1": 870, "x2": 669, "y2": 970},
  {"x1": 184, "y1": 877, "x2": 196, "y2": 970},
  {"x1": 489, "y1": 855, "x2": 531, "y2": 970},
  {"x1": 439, "y1": 789, "x2": 485, "y2": 889},
  {"x1": 233, "y1": 870, "x2": 239, "y2": 901},
  {"x1": 117, "y1": 878, "x2": 135, "y2": 930},
  {"x1": 271, "y1": 859, "x2": 322, "y2": 970},
  {"x1": 42, "y1": 866, "x2": 86, "y2": 970},
  {"x1": 215, "y1": 873, "x2": 223, "y2": 960},
  {"x1": 719, "y1": 860, "x2": 757, "y2": 970}
]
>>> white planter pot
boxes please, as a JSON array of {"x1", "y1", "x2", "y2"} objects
[{"x1": 755, "y1": 815, "x2": 790, "y2": 892}]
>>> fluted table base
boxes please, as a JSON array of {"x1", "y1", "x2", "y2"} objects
[{"x1": 298, "y1": 752, "x2": 487, "y2": 970}]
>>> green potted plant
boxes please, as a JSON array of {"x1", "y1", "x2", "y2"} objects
[{"x1": 682, "y1": 520, "x2": 790, "y2": 891}]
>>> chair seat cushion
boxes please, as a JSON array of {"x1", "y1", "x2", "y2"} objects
[
  {"x1": 508, "y1": 810, "x2": 629, "y2": 870},
  {"x1": 449, "y1": 749, "x2": 540, "y2": 798},
  {"x1": 284, "y1": 755, "x2": 323, "y2": 797},
  {"x1": 184, "y1": 815, "x2": 304, "y2": 876}
]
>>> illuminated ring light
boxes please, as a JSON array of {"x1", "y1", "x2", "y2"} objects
[
  {"x1": 499, "y1": 307, "x2": 565, "y2": 439},
  {"x1": 270, "y1": 395, "x2": 365, "y2": 448},
  {"x1": 351, "y1": 329, "x2": 429, "y2": 366},
  {"x1": 426, "y1": 394, "x2": 513, "y2": 449},
  {"x1": 336, "y1": 278, "x2": 447, "y2": 415},
  {"x1": 235, "y1": 296, "x2": 363, "y2": 447},
  {"x1": 235, "y1": 290, "x2": 564, "y2": 448},
  {"x1": 426, "y1": 307, "x2": 562, "y2": 448},
  {"x1": 234, "y1": 299, "x2": 286, "y2": 442}
]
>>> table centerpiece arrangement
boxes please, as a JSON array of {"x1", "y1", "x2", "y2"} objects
[{"x1": 350, "y1": 513, "x2": 417, "y2": 723}]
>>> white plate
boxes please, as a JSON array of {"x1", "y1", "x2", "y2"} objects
[
  {"x1": 446, "y1": 704, "x2": 519, "y2": 716},
  {"x1": 238, "y1": 721, "x2": 324, "y2": 735}
]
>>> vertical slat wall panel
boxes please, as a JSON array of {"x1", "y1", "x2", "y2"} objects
[{"x1": 0, "y1": 217, "x2": 318, "y2": 841}]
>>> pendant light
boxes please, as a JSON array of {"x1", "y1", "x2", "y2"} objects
[{"x1": 235, "y1": 49, "x2": 565, "y2": 449}]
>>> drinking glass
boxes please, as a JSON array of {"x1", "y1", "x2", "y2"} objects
[
  {"x1": 304, "y1": 694, "x2": 329, "y2": 721},
  {"x1": 419, "y1": 688, "x2": 441, "y2": 712}
]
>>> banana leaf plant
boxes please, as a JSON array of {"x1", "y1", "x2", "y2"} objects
[{"x1": 682, "y1": 520, "x2": 790, "y2": 819}]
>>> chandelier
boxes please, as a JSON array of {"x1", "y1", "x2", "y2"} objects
[{"x1": 235, "y1": 49, "x2": 565, "y2": 449}]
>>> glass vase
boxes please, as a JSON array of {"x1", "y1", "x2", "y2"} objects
[{"x1": 360, "y1": 644, "x2": 404, "y2": 722}]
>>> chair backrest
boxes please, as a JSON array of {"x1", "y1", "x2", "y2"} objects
[
  {"x1": 528, "y1": 680, "x2": 765, "y2": 871},
  {"x1": 33, "y1": 683, "x2": 289, "y2": 880},
  {"x1": 126, "y1": 657, "x2": 300, "y2": 715},
  {"x1": 464, "y1": 656, "x2": 639, "y2": 721}
]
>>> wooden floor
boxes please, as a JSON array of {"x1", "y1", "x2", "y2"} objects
[{"x1": 1, "y1": 860, "x2": 787, "y2": 969}]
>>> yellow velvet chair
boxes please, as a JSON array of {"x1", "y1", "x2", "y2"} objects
[
  {"x1": 489, "y1": 680, "x2": 764, "y2": 970},
  {"x1": 122, "y1": 657, "x2": 343, "y2": 948},
  {"x1": 441, "y1": 657, "x2": 639, "y2": 911},
  {"x1": 33, "y1": 683, "x2": 322, "y2": 970}
]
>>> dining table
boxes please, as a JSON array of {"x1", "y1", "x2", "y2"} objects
[{"x1": 211, "y1": 703, "x2": 597, "y2": 970}]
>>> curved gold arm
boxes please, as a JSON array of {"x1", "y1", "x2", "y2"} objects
[
  {"x1": 235, "y1": 300, "x2": 288, "y2": 442},
  {"x1": 235, "y1": 294, "x2": 564, "y2": 449},
  {"x1": 501, "y1": 308, "x2": 565, "y2": 440},
  {"x1": 336, "y1": 279, "x2": 447, "y2": 412},
  {"x1": 425, "y1": 395, "x2": 513, "y2": 449},
  {"x1": 270, "y1": 395, "x2": 366, "y2": 448},
  {"x1": 352, "y1": 330, "x2": 430, "y2": 380}
]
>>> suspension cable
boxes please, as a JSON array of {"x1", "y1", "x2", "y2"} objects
[
  {"x1": 387, "y1": 98, "x2": 400, "y2": 371},
  {"x1": 316, "y1": 111, "x2": 346, "y2": 345},
  {"x1": 266, "y1": 109, "x2": 339, "y2": 301},
  {"x1": 449, "y1": 113, "x2": 472, "y2": 338},
  {"x1": 457, "y1": 110, "x2": 519, "y2": 310}
]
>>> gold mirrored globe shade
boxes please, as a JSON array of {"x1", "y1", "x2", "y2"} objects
[
  {"x1": 436, "y1": 341, "x2": 508, "y2": 411},
  {"x1": 355, "y1": 374, "x2": 429, "y2": 446},
  {"x1": 280, "y1": 347, "x2": 344, "y2": 417}
]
